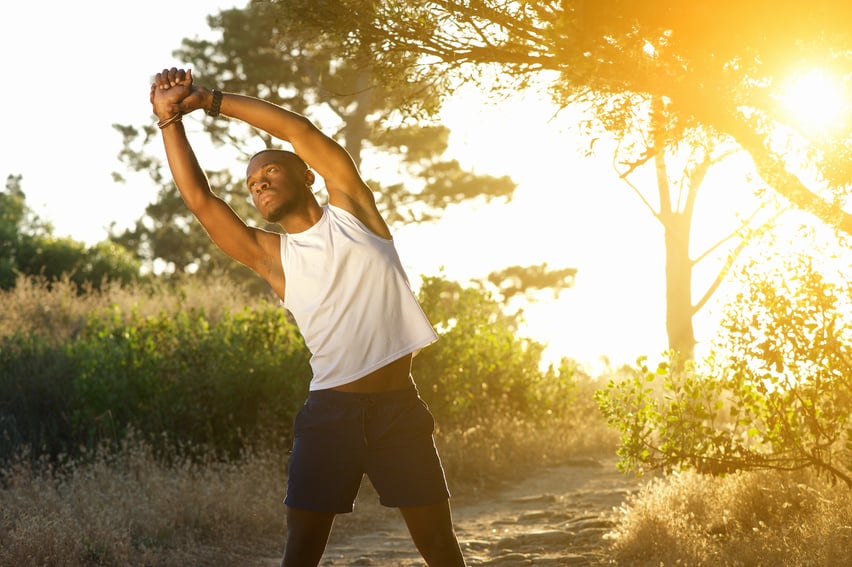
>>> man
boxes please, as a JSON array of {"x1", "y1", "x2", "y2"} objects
[{"x1": 150, "y1": 67, "x2": 467, "y2": 567}]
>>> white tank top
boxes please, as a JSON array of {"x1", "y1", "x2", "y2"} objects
[{"x1": 280, "y1": 205, "x2": 438, "y2": 390}]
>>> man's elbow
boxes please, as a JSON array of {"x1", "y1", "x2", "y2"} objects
[{"x1": 181, "y1": 188, "x2": 218, "y2": 217}]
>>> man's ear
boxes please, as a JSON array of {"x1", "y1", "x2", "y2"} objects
[{"x1": 304, "y1": 169, "x2": 316, "y2": 187}]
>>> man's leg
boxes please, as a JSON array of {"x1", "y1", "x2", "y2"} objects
[
  {"x1": 280, "y1": 506, "x2": 336, "y2": 567},
  {"x1": 400, "y1": 500, "x2": 467, "y2": 566}
]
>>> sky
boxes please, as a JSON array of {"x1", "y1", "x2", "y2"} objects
[
  {"x1": 1, "y1": 1, "x2": 754, "y2": 371},
  {"x1": 0, "y1": 0, "x2": 240, "y2": 240}
]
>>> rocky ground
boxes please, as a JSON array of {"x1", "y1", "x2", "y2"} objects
[{"x1": 300, "y1": 456, "x2": 643, "y2": 566}]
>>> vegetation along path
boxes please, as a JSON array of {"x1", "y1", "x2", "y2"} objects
[{"x1": 260, "y1": 457, "x2": 642, "y2": 566}]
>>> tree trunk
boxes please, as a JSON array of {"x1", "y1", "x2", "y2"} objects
[
  {"x1": 663, "y1": 215, "x2": 696, "y2": 361},
  {"x1": 651, "y1": 117, "x2": 697, "y2": 361}
]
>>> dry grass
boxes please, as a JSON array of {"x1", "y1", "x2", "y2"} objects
[
  {"x1": 608, "y1": 467, "x2": 852, "y2": 566},
  {"x1": 7, "y1": 373, "x2": 849, "y2": 566},
  {"x1": 0, "y1": 412, "x2": 609, "y2": 567},
  {"x1": 437, "y1": 411, "x2": 618, "y2": 500},
  {"x1": 0, "y1": 434, "x2": 285, "y2": 567},
  {"x1": 0, "y1": 273, "x2": 268, "y2": 344},
  {"x1": 0, "y1": 274, "x2": 618, "y2": 565}
]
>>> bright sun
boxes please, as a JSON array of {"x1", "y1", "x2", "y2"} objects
[{"x1": 778, "y1": 68, "x2": 849, "y2": 134}]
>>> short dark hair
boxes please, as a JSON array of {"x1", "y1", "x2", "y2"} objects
[{"x1": 248, "y1": 148, "x2": 308, "y2": 173}]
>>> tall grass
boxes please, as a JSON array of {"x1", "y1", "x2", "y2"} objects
[
  {"x1": 0, "y1": 273, "x2": 268, "y2": 345},
  {"x1": 0, "y1": 433, "x2": 284, "y2": 567},
  {"x1": 0, "y1": 416, "x2": 607, "y2": 567},
  {"x1": 609, "y1": 467, "x2": 852, "y2": 566}
]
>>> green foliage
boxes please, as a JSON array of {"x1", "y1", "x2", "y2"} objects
[
  {"x1": 0, "y1": 303, "x2": 311, "y2": 462},
  {"x1": 70, "y1": 306, "x2": 311, "y2": 457},
  {"x1": 15, "y1": 236, "x2": 142, "y2": 292},
  {"x1": 414, "y1": 275, "x2": 574, "y2": 427},
  {"x1": 486, "y1": 262, "x2": 577, "y2": 302},
  {"x1": 595, "y1": 248, "x2": 852, "y2": 486},
  {"x1": 0, "y1": 333, "x2": 78, "y2": 461},
  {"x1": 1, "y1": 272, "x2": 593, "y2": 466},
  {"x1": 1, "y1": 175, "x2": 141, "y2": 291},
  {"x1": 715, "y1": 251, "x2": 852, "y2": 484},
  {"x1": 595, "y1": 356, "x2": 735, "y2": 475}
]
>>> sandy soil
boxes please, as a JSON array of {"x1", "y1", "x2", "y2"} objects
[{"x1": 258, "y1": 456, "x2": 642, "y2": 566}]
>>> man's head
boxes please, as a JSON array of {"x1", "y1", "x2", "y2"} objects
[{"x1": 246, "y1": 149, "x2": 316, "y2": 222}]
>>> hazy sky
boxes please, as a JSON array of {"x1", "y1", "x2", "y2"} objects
[
  {"x1": 2, "y1": 1, "x2": 748, "y2": 370},
  {"x1": 1, "y1": 1, "x2": 240, "y2": 240}
]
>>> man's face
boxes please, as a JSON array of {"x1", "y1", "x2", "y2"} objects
[{"x1": 246, "y1": 153, "x2": 308, "y2": 222}]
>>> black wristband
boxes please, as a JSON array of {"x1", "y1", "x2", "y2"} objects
[{"x1": 206, "y1": 89, "x2": 222, "y2": 117}]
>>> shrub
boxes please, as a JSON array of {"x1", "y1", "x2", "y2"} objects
[
  {"x1": 595, "y1": 248, "x2": 852, "y2": 486},
  {"x1": 413, "y1": 275, "x2": 568, "y2": 427},
  {"x1": 0, "y1": 333, "x2": 77, "y2": 461},
  {"x1": 0, "y1": 275, "x2": 311, "y2": 461},
  {"x1": 70, "y1": 305, "x2": 311, "y2": 458}
]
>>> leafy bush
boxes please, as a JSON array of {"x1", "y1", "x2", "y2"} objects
[
  {"x1": 0, "y1": 333, "x2": 77, "y2": 461},
  {"x1": 1, "y1": 272, "x2": 603, "y2": 467},
  {"x1": 71, "y1": 306, "x2": 311, "y2": 457},
  {"x1": 1, "y1": 307, "x2": 311, "y2": 462},
  {"x1": 413, "y1": 275, "x2": 575, "y2": 427},
  {"x1": 595, "y1": 248, "x2": 852, "y2": 486}
]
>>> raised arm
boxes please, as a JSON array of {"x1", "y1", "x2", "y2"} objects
[
  {"x1": 163, "y1": 68, "x2": 391, "y2": 239},
  {"x1": 151, "y1": 69, "x2": 284, "y2": 297}
]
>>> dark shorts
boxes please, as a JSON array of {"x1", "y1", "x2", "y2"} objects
[{"x1": 285, "y1": 386, "x2": 450, "y2": 514}]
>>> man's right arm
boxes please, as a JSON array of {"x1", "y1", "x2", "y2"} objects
[{"x1": 151, "y1": 69, "x2": 284, "y2": 296}]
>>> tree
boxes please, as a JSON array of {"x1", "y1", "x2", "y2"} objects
[
  {"x1": 292, "y1": 0, "x2": 851, "y2": 358},
  {"x1": 605, "y1": 110, "x2": 778, "y2": 359},
  {"x1": 0, "y1": 175, "x2": 30, "y2": 288},
  {"x1": 595, "y1": 239, "x2": 852, "y2": 487},
  {"x1": 0, "y1": 175, "x2": 140, "y2": 291},
  {"x1": 325, "y1": 1, "x2": 852, "y2": 480},
  {"x1": 112, "y1": 1, "x2": 520, "y2": 288},
  {"x1": 310, "y1": 0, "x2": 852, "y2": 234},
  {"x1": 486, "y1": 262, "x2": 577, "y2": 303}
]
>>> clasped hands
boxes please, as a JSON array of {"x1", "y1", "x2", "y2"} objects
[{"x1": 150, "y1": 67, "x2": 209, "y2": 123}]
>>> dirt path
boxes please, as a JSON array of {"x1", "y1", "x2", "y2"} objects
[{"x1": 298, "y1": 456, "x2": 642, "y2": 566}]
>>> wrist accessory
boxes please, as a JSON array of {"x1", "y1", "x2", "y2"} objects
[
  {"x1": 157, "y1": 112, "x2": 183, "y2": 129},
  {"x1": 206, "y1": 89, "x2": 222, "y2": 117}
]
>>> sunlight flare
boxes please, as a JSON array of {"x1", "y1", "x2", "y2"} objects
[{"x1": 777, "y1": 68, "x2": 849, "y2": 134}]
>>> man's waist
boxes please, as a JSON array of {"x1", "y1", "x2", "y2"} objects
[{"x1": 329, "y1": 354, "x2": 413, "y2": 393}]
